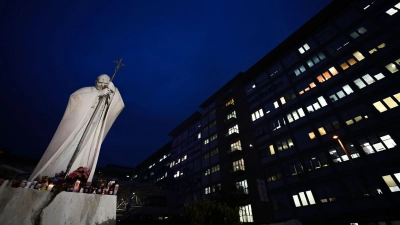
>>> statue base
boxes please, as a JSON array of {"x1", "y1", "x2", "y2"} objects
[{"x1": 0, "y1": 187, "x2": 116, "y2": 225}]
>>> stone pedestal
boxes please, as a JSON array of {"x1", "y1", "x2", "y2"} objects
[
  {"x1": 0, "y1": 186, "x2": 54, "y2": 225},
  {"x1": 0, "y1": 187, "x2": 116, "y2": 225},
  {"x1": 40, "y1": 191, "x2": 116, "y2": 225}
]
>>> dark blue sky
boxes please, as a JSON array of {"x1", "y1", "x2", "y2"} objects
[{"x1": 0, "y1": 0, "x2": 333, "y2": 168}]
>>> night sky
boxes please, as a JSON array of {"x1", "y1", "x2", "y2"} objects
[{"x1": 0, "y1": 0, "x2": 333, "y2": 168}]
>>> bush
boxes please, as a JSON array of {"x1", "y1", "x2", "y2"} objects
[{"x1": 184, "y1": 199, "x2": 239, "y2": 225}]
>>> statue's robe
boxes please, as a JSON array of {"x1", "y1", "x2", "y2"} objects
[{"x1": 29, "y1": 84, "x2": 124, "y2": 182}]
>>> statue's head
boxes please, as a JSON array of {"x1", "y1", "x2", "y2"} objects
[{"x1": 95, "y1": 74, "x2": 111, "y2": 90}]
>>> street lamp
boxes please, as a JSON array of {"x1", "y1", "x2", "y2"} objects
[
  {"x1": 333, "y1": 135, "x2": 373, "y2": 195},
  {"x1": 333, "y1": 135, "x2": 356, "y2": 167}
]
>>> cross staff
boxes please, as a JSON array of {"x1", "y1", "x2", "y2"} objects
[{"x1": 111, "y1": 58, "x2": 125, "y2": 81}]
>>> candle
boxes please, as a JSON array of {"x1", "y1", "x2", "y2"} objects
[
  {"x1": 73, "y1": 180, "x2": 81, "y2": 192},
  {"x1": 47, "y1": 184, "x2": 54, "y2": 191},
  {"x1": 113, "y1": 184, "x2": 119, "y2": 195},
  {"x1": 25, "y1": 182, "x2": 32, "y2": 189}
]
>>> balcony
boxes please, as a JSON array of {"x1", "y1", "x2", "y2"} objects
[
  {"x1": 223, "y1": 103, "x2": 235, "y2": 111},
  {"x1": 230, "y1": 167, "x2": 245, "y2": 176},
  {"x1": 227, "y1": 147, "x2": 242, "y2": 156},
  {"x1": 224, "y1": 116, "x2": 237, "y2": 125},
  {"x1": 225, "y1": 131, "x2": 239, "y2": 140}
]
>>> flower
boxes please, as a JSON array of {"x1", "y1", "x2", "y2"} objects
[{"x1": 67, "y1": 167, "x2": 91, "y2": 182}]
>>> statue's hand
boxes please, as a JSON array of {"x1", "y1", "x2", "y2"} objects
[
  {"x1": 107, "y1": 82, "x2": 116, "y2": 93},
  {"x1": 98, "y1": 88, "x2": 111, "y2": 97}
]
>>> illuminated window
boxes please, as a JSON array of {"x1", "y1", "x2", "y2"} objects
[
  {"x1": 382, "y1": 174, "x2": 400, "y2": 192},
  {"x1": 373, "y1": 93, "x2": 400, "y2": 112},
  {"x1": 386, "y1": 8, "x2": 398, "y2": 16},
  {"x1": 204, "y1": 139, "x2": 209, "y2": 145},
  {"x1": 298, "y1": 43, "x2": 310, "y2": 54},
  {"x1": 318, "y1": 127, "x2": 327, "y2": 136},
  {"x1": 205, "y1": 169, "x2": 210, "y2": 176},
  {"x1": 210, "y1": 133, "x2": 218, "y2": 141},
  {"x1": 358, "y1": 134, "x2": 397, "y2": 154},
  {"x1": 328, "y1": 84, "x2": 354, "y2": 102},
  {"x1": 309, "y1": 132, "x2": 316, "y2": 140},
  {"x1": 227, "y1": 125, "x2": 239, "y2": 136},
  {"x1": 306, "y1": 96, "x2": 328, "y2": 113},
  {"x1": 305, "y1": 154, "x2": 329, "y2": 171},
  {"x1": 211, "y1": 164, "x2": 220, "y2": 173},
  {"x1": 271, "y1": 117, "x2": 287, "y2": 131},
  {"x1": 317, "y1": 67, "x2": 339, "y2": 83},
  {"x1": 205, "y1": 187, "x2": 211, "y2": 194},
  {"x1": 353, "y1": 51, "x2": 365, "y2": 61},
  {"x1": 273, "y1": 101, "x2": 279, "y2": 108},
  {"x1": 239, "y1": 204, "x2": 253, "y2": 223},
  {"x1": 293, "y1": 190, "x2": 316, "y2": 207},
  {"x1": 236, "y1": 180, "x2": 249, "y2": 194},
  {"x1": 276, "y1": 138, "x2": 294, "y2": 151},
  {"x1": 233, "y1": 158, "x2": 245, "y2": 172},
  {"x1": 225, "y1": 98, "x2": 234, "y2": 107},
  {"x1": 269, "y1": 145, "x2": 275, "y2": 155},
  {"x1": 383, "y1": 97, "x2": 399, "y2": 109},
  {"x1": 286, "y1": 107, "x2": 306, "y2": 123},
  {"x1": 230, "y1": 140, "x2": 242, "y2": 152},
  {"x1": 385, "y1": 59, "x2": 400, "y2": 73},
  {"x1": 251, "y1": 109, "x2": 264, "y2": 121},
  {"x1": 369, "y1": 43, "x2": 386, "y2": 54},
  {"x1": 373, "y1": 101, "x2": 387, "y2": 112},
  {"x1": 227, "y1": 111, "x2": 236, "y2": 120}
]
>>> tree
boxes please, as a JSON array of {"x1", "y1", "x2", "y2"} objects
[{"x1": 184, "y1": 199, "x2": 240, "y2": 225}]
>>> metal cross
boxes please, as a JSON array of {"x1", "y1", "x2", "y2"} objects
[{"x1": 111, "y1": 58, "x2": 125, "y2": 81}]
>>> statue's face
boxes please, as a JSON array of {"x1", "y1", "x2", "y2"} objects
[{"x1": 95, "y1": 75, "x2": 110, "y2": 90}]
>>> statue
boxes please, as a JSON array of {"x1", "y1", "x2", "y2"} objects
[{"x1": 29, "y1": 72, "x2": 125, "y2": 183}]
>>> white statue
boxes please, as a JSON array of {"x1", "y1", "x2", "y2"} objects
[{"x1": 29, "y1": 74, "x2": 124, "y2": 182}]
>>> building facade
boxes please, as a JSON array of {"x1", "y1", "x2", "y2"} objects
[{"x1": 133, "y1": 0, "x2": 400, "y2": 224}]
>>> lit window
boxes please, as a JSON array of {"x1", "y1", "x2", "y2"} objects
[
  {"x1": 383, "y1": 97, "x2": 399, "y2": 109},
  {"x1": 318, "y1": 127, "x2": 327, "y2": 136},
  {"x1": 374, "y1": 73, "x2": 385, "y2": 80},
  {"x1": 298, "y1": 43, "x2": 310, "y2": 54},
  {"x1": 269, "y1": 145, "x2": 275, "y2": 155},
  {"x1": 233, "y1": 158, "x2": 245, "y2": 172},
  {"x1": 293, "y1": 190, "x2": 316, "y2": 207},
  {"x1": 230, "y1": 140, "x2": 242, "y2": 152},
  {"x1": 274, "y1": 101, "x2": 279, "y2": 108},
  {"x1": 373, "y1": 101, "x2": 388, "y2": 112},
  {"x1": 393, "y1": 93, "x2": 400, "y2": 102},
  {"x1": 198, "y1": 133, "x2": 201, "y2": 139},
  {"x1": 353, "y1": 51, "x2": 365, "y2": 61},
  {"x1": 227, "y1": 125, "x2": 239, "y2": 136},
  {"x1": 251, "y1": 109, "x2": 264, "y2": 121},
  {"x1": 309, "y1": 132, "x2": 316, "y2": 140},
  {"x1": 204, "y1": 139, "x2": 209, "y2": 145},
  {"x1": 205, "y1": 187, "x2": 211, "y2": 194},
  {"x1": 385, "y1": 62, "x2": 399, "y2": 74},
  {"x1": 341, "y1": 62, "x2": 349, "y2": 70},
  {"x1": 348, "y1": 58, "x2": 357, "y2": 66},
  {"x1": 329, "y1": 67, "x2": 338, "y2": 75},
  {"x1": 382, "y1": 175, "x2": 400, "y2": 192},
  {"x1": 236, "y1": 180, "x2": 249, "y2": 194},
  {"x1": 386, "y1": 8, "x2": 398, "y2": 16},
  {"x1": 226, "y1": 98, "x2": 234, "y2": 107},
  {"x1": 381, "y1": 135, "x2": 397, "y2": 148},
  {"x1": 239, "y1": 204, "x2": 253, "y2": 223}
]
